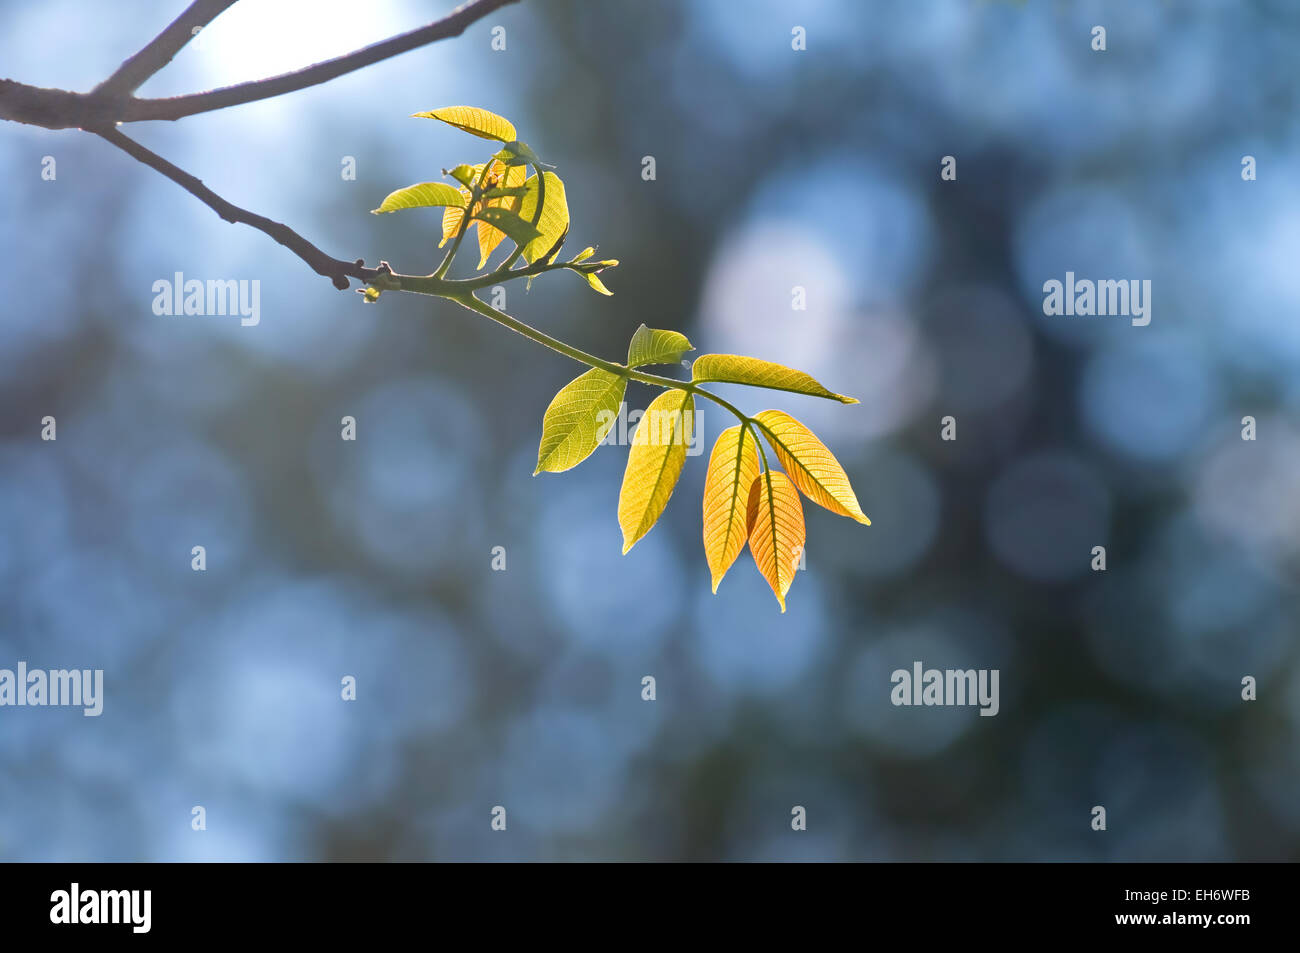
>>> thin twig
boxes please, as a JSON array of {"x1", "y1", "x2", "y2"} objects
[
  {"x1": 94, "y1": 0, "x2": 240, "y2": 98},
  {"x1": 0, "y1": 0, "x2": 519, "y2": 128},
  {"x1": 122, "y1": 0, "x2": 520, "y2": 122},
  {"x1": 94, "y1": 125, "x2": 375, "y2": 289},
  {"x1": 1, "y1": 0, "x2": 524, "y2": 292}
]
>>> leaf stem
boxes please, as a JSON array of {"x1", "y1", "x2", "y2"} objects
[
  {"x1": 748, "y1": 420, "x2": 773, "y2": 473},
  {"x1": 433, "y1": 161, "x2": 493, "y2": 279},
  {"x1": 496, "y1": 159, "x2": 545, "y2": 272},
  {"x1": 449, "y1": 293, "x2": 753, "y2": 429}
]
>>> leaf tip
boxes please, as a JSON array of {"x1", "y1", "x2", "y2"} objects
[{"x1": 840, "y1": 395, "x2": 860, "y2": 404}]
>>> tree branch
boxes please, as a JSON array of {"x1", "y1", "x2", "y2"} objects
[
  {"x1": 0, "y1": 0, "x2": 519, "y2": 128},
  {"x1": 124, "y1": 0, "x2": 519, "y2": 122},
  {"x1": 94, "y1": 0, "x2": 240, "y2": 98},
  {"x1": 94, "y1": 125, "x2": 379, "y2": 290},
  {"x1": 1, "y1": 0, "x2": 524, "y2": 291}
]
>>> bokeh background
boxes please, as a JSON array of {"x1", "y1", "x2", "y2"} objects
[{"x1": 1, "y1": 0, "x2": 1298, "y2": 861}]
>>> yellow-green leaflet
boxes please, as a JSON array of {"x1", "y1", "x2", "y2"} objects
[
  {"x1": 746, "y1": 469, "x2": 805, "y2": 612},
  {"x1": 516, "y1": 171, "x2": 569, "y2": 263},
  {"x1": 691, "y1": 354, "x2": 858, "y2": 404},
  {"x1": 618, "y1": 389, "x2": 694, "y2": 553},
  {"x1": 702, "y1": 425, "x2": 760, "y2": 591},
  {"x1": 535, "y1": 369, "x2": 625, "y2": 474},
  {"x1": 753, "y1": 410, "x2": 870, "y2": 524},
  {"x1": 413, "y1": 105, "x2": 517, "y2": 141},
  {"x1": 628, "y1": 325, "x2": 693, "y2": 367},
  {"x1": 371, "y1": 181, "x2": 466, "y2": 214}
]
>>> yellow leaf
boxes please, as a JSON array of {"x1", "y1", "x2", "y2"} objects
[
  {"x1": 691, "y1": 354, "x2": 858, "y2": 404},
  {"x1": 535, "y1": 369, "x2": 626, "y2": 474},
  {"x1": 475, "y1": 161, "x2": 528, "y2": 267},
  {"x1": 702, "y1": 425, "x2": 760, "y2": 592},
  {"x1": 371, "y1": 181, "x2": 466, "y2": 215},
  {"x1": 618, "y1": 389, "x2": 694, "y2": 553},
  {"x1": 441, "y1": 200, "x2": 466, "y2": 246},
  {"x1": 585, "y1": 272, "x2": 613, "y2": 295},
  {"x1": 440, "y1": 171, "x2": 477, "y2": 246},
  {"x1": 413, "y1": 105, "x2": 517, "y2": 142},
  {"x1": 516, "y1": 171, "x2": 570, "y2": 263},
  {"x1": 753, "y1": 410, "x2": 870, "y2": 524},
  {"x1": 746, "y1": 470, "x2": 805, "y2": 612}
]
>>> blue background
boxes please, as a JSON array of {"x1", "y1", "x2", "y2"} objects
[{"x1": 1, "y1": 0, "x2": 1298, "y2": 860}]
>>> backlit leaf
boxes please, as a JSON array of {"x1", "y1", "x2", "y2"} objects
[
  {"x1": 628, "y1": 325, "x2": 693, "y2": 367},
  {"x1": 441, "y1": 186, "x2": 472, "y2": 245},
  {"x1": 535, "y1": 369, "x2": 626, "y2": 474},
  {"x1": 371, "y1": 181, "x2": 466, "y2": 214},
  {"x1": 495, "y1": 140, "x2": 544, "y2": 166},
  {"x1": 475, "y1": 207, "x2": 542, "y2": 248},
  {"x1": 746, "y1": 470, "x2": 805, "y2": 612},
  {"x1": 481, "y1": 185, "x2": 529, "y2": 199},
  {"x1": 691, "y1": 354, "x2": 858, "y2": 404},
  {"x1": 446, "y1": 164, "x2": 477, "y2": 188},
  {"x1": 475, "y1": 161, "x2": 527, "y2": 267},
  {"x1": 585, "y1": 272, "x2": 612, "y2": 295},
  {"x1": 702, "y1": 425, "x2": 760, "y2": 591},
  {"x1": 413, "y1": 105, "x2": 517, "y2": 142},
  {"x1": 618, "y1": 389, "x2": 694, "y2": 553},
  {"x1": 753, "y1": 410, "x2": 870, "y2": 524},
  {"x1": 516, "y1": 171, "x2": 569, "y2": 263}
]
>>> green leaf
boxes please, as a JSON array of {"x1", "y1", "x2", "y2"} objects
[
  {"x1": 572, "y1": 246, "x2": 596, "y2": 263},
  {"x1": 446, "y1": 164, "x2": 477, "y2": 188},
  {"x1": 535, "y1": 369, "x2": 626, "y2": 474},
  {"x1": 494, "y1": 139, "x2": 544, "y2": 166},
  {"x1": 628, "y1": 325, "x2": 693, "y2": 367},
  {"x1": 370, "y1": 181, "x2": 467, "y2": 214},
  {"x1": 481, "y1": 185, "x2": 530, "y2": 199},
  {"x1": 516, "y1": 171, "x2": 569, "y2": 264},
  {"x1": 474, "y1": 207, "x2": 543, "y2": 248},
  {"x1": 413, "y1": 106, "x2": 516, "y2": 142},
  {"x1": 618, "y1": 389, "x2": 694, "y2": 553},
  {"x1": 585, "y1": 272, "x2": 613, "y2": 295},
  {"x1": 691, "y1": 354, "x2": 858, "y2": 404}
]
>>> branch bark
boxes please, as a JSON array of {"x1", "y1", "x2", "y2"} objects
[
  {"x1": 94, "y1": 0, "x2": 240, "y2": 98},
  {"x1": 124, "y1": 0, "x2": 521, "y2": 122},
  {"x1": 0, "y1": 0, "x2": 519, "y2": 128},
  {"x1": 95, "y1": 125, "x2": 378, "y2": 289},
  {"x1": 0, "y1": 0, "x2": 521, "y2": 290}
]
